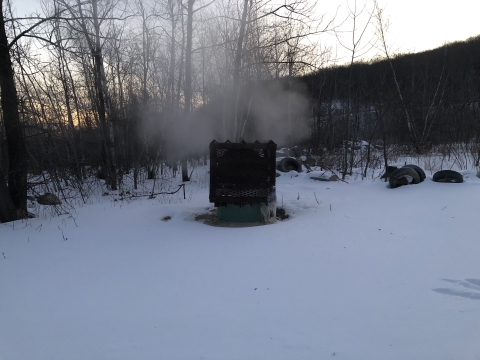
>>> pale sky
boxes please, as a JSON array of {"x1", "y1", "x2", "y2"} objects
[
  {"x1": 370, "y1": 0, "x2": 479, "y2": 54},
  {"x1": 9, "y1": 0, "x2": 480, "y2": 62},
  {"x1": 319, "y1": 0, "x2": 480, "y2": 64}
]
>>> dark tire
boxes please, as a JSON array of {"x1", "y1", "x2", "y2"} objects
[
  {"x1": 389, "y1": 167, "x2": 421, "y2": 188},
  {"x1": 277, "y1": 157, "x2": 302, "y2": 173},
  {"x1": 403, "y1": 164, "x2": 426, "y2": 182},
  {"x1": 381, "y1": 166, "x2": 398, "y2": 180},
  {"x1": 432, "y1": 170, "x2": 463, "y2": 183}
]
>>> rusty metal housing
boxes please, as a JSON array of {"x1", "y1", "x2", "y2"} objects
[{"x1": 209, "y1": 140, "x2": 277, "y2": 206}]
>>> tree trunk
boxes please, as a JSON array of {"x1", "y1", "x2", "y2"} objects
[
  {"x1": 0, "y1": 0, "x2": 27, "y2": 221},
  {"x1": 181, "y1": 0, "x2": 195, "y2": 182},
  {"x1": 232, "y1": 0, "x2": 250, "y2": 140},
  {"x1": 0, "y1": 167, "x2": 17, "y2": 222},
  {"x1": 92, "y1": 0, "x2": 117, "y2": 189}
]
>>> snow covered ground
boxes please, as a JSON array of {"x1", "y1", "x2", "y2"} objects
[{"x1": 1, "y1": 164, "x2": 480, "y2": 360}]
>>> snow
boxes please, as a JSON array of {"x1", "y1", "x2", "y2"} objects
[{"x1": 2, "y1": 165, "x2": 480, "y2": 360}]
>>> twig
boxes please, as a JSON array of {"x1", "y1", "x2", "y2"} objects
[
  {"x1": 58, "y1": 226, "x2": 67, "y2": 241},
  {"x1": 150, "y1": 184, "x2": 185, "y2": 198},
  {"x1": 70, "y1": 215, "x2": 78, "y2": 227},
  {"x1": 188, "y1": 165, "x2": 197, "y2": 179},
  {"x1": 123, "y1": 184, "x2": 185, "y2": 200}
]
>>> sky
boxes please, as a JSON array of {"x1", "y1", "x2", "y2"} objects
[
  {"x1": 319, "y1": 0, "x2": 480, "y2": 64},
  {"x1": 368, "y1": 0, "x2": 480, "y2": 55},
  {"x1": 9, "y1": 0, "x2": 480, "y2": 63}
]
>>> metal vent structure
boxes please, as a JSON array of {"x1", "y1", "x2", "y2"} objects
[{"x1": 209, "y1": 140, "x2": 277, "y2": 205}]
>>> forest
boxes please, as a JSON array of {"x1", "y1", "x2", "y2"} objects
[{"x1": 1, "y1": 0, "x2": 479, "y2": 222}]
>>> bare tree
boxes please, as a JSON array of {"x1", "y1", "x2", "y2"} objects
[
  {"x1": 0, "y1": 0, "x2": 26, "y2": 221},
  {"x1": 373, "y1": 0, "x2": 446, "y2": 154},
  {"x1": 335, "y1": 0, "x2": 375, "y2": 179},
  {"x1": 0, "y1": 0, "x2": 63, "y2": 221},
  {"x1": 55, "y1": 0, "x2": 122, "y2": 189}
]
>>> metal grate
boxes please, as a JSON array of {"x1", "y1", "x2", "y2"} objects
[{"x1": 209, "y1": 140, "x2": 277, "y2": 205}]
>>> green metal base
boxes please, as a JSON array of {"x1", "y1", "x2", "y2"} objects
[{"x1": 216, "y1": 203, "x2": 263, "y2": 223}]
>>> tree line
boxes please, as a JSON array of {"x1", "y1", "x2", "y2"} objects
[
  {"x1": 0, "y1": 0, "x2": 326, "y2": 222},
  {"x1": 302, "y1": 34, "x2": 480, "y2": 179},
  {"x1": 1, "y1": 0, "x2": 480, "y2": 222}
]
